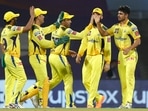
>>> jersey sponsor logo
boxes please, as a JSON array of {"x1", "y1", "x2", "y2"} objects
[
  {"x1": 88, "y1": 39, "x2": 99, "y2": 43},
  {"x1": 115, "y1": 36, "x2": 126, "y2": 41},
  {"x1": 12, "y1": 26, "x2": 21, "y2": 31}
]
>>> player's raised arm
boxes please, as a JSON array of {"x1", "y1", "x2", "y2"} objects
[
  {"x1": 93, "y1": 14, "x2": 109, "y2": 36},
  {"x1": 23, "y1": 6, "x2": 35, "y2": 32}
]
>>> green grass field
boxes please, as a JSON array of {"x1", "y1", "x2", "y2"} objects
[{"x1": 0, "y1": 108, "x2": 147, "y2": 111}]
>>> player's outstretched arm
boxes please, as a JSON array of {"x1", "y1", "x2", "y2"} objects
[{"x1": 23, "y1": 6, "x2": 35, "y2": 32}]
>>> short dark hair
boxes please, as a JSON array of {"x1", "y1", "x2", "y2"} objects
[{"x1": 118, "y1": 5, "x2": 130, "y2": 14}]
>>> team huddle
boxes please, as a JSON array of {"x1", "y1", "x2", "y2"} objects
[{"x1": 0, "y1": 5, "x2": 141, "y2": 109}]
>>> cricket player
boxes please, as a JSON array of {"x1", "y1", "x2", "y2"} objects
[
  {"x1": 76, "y1": 8, "x2": 111, "y2": 108},
  {"x1": 48, "y1": 11, "x2": 93, "y2": 108},
  {"x1": 0, "y1": 6, "x2": 35, "y2": 108},
  {"x1": 94, "y1": 5, "x2": 141, "y2": 109},
  {"x1": 26, "y1": 8, "x2": 69, "y2": 108},
  {"x1": 19, "y1": 11, "x2": 93, "y2": 108}
]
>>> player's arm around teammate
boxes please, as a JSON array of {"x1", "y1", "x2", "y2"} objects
[
  {"x1": 47, "y1": 11, "x2": 93, "y2": 108},
  {"x1": 21, "y1": 8, "x2": 69, "y2": 108},
  {"x1": 19, "y1": 11, "x2": 92, "y2": 108}
]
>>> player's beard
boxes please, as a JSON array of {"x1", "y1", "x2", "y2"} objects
[
  {"x1": 118, "y1": 17, "x2": 125, "y2": 22},
  {"x1": 14, "y1": 20, "x2": 17, "y2": 24},
  {"x1": 12, "y1": 19, "x2": 17, "y2": 25}
]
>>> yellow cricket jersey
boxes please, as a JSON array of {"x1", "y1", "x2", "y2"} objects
[
  {"x1": 50, "y1": 24, "x2": 93, "y2": 56},
  {"x1": 78, "y1": 24, "x2": 111, "y2": 63},
  {"x1": 107, "y1": 20, "x2": 141, "y2": 50},
  {"x1": 28, "y1": 24, "x2": 57, "y2": 56},
  {"x1": 0, "y1": 25, "x2": 24, "y2": 58}
]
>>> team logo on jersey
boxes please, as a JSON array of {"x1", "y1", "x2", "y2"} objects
[
  {"x1": 87, "y1": 31, "x2": 91, "y2": 36},
  {"x1": 12, "y1": 26, "x2": 21, "y2": 31}
]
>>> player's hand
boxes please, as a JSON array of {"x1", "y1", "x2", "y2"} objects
[
  {"x1": 29, "y1": 6, "x2": 35, "y2": 18},
  {"x1": 54, "y1": 11, "x2": 64, "y2": 28},
  {"x1": 54, "y1": 36, "x2": 69, "y2": 46},
  {"x1": 90, "y1": 14, "x2": 94, "y2": 24},
  {"x1": 103, "y1": 63, "x2": 110, "y2": 72},
  {"x1": 123, "y1": 47, "x2": 131, "y2": 55},
  {"x1": 93, "y1": 14, "x2": 101, "y2": 24},
  {"x1": 69, "y1": 50, "x2": 77, "y2": 58},
  {"x1": 76, "y1": 54, "x2": 81, "y2": 64}
]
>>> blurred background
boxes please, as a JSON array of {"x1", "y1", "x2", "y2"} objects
[{"x1": 0, "y1": 0, "x2": 148, "y2": 108}]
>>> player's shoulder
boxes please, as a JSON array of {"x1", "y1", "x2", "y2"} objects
[
  {"x1": 32, "y1": 24, "x2": 40, "y2": 31},
  {"x1": 127, "y1": 20, "x2": 137, "y2": 28},
  {"x1": 60, "y1": 26, "x2": 67, "y2": 31}
]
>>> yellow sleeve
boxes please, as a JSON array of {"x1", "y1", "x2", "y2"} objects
[
  {"x1": 10, "y1": 26, "x2": 24, "y2": 35},
  {"x1": 42, "y1": 24, "x2": 57, "y2": 35},
  {"x1": 77, "y1": 37, "x2": 88, "y2": 56},
  {"x1": 107, "y1": 25, "x2": 115, "y2": 36},
  {"x1": 31, "y1": 28, "x2": 55, "y2": 48},
  {"x1": 103, "y1": 36, "x2": 111, "y2": 64},
  {"x1": 130, "y1": 25, "x2": 141, "y2": 39},
  {"x1": 64, "y1": 24, "x2": 92, "y2": 40}
]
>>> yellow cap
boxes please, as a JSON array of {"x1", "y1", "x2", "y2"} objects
[
  {"x1": 92, "y1": 8, "x2": 103, "y2": 15},
  {"x1": 34, "y1": 8, "x2": 47, "y2": 17},
  {"x1": 4, "y1": 11, "x2": 20, "y2": 22},
  {"x1": 62, "y1": 12, "x2": 74, "y2": 20}
]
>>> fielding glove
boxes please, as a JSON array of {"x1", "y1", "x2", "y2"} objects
[
  {"x1": 54, "y1": 11, "x2": 64, "y2": 28},
  {"x1": 54, "y1": 36, "x2": 69, "y2": 46}
]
